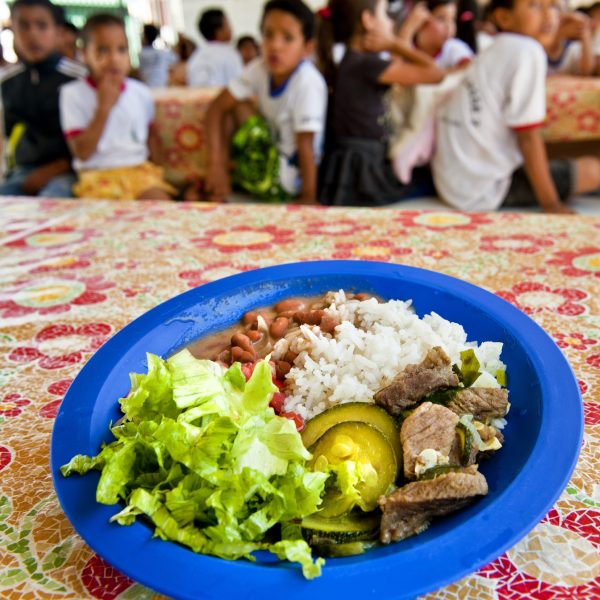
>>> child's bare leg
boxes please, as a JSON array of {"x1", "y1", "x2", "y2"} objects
[
  {"x1": 136, "y1": 187, "x2": 172, "y2": 200},
  {"x1": 573, "y1": 157, "x2": 600, "y2": 195}
]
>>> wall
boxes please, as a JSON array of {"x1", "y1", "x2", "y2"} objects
[{"x1": 177, "y1": 0, "x2": 322, "y2": 44}]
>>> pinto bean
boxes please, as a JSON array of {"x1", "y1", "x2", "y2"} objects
[
  {"x1": 246, "y1": 329, "x2": 262, "y2": 342},
  {"x1": 354, "y1": 293, "x2": 377, "y2": 302},
  {"x1": 231, "y1": 346, "x2": 245, "y2": 362},
  {"x1": 270, "y1": 317, "x2": 289, "y2": 339},
  {"x1": 217, "y1": 349, "x2": 231, "y2": 364},
  {"x1": 275, "y1": 360, "x2": 292, "y2": 379},
  {"x1": 242, "y1": 311, "x2": 259, "y2": 326},
  {"x1": 239, "y1": 350, "x2": 255, "y2": 363},
  {"x1": 320, "y1": 314, "x2": 340, "y2": 334},
  {"x1": 294, "y1": 309, "x2": 325, "y2": 326},
  {"x1": 284, "y1": 350, "x2": 298, "y2": 364},
  {"x1": 231, "y1": 332, "x2": 253, "y2": 353},
  {"x1": 275, "y1": 299, "x2": 305, "y2": 313},
  {"x1": 278, "y1": 310, "x2": 296, "y2": 319}
]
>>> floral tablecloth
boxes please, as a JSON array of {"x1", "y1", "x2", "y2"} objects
[
  {"x1": 151, "y1": 79, "x2": 600, "y2": 186},
  {"x1": 0, "y1": 198, "x2": 599, "y2": 600}
]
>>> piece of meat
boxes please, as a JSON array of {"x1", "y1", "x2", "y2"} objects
[
  {"x1": 400, "y1": 402, "x2": 459, "y2": 479},
  {"x1": 378, "y1": 466, "x2": 488, "y2": 543},
  {"x1": 446, "y1": 387, "x2": 509, "y2": 421},
  {"x1": 374, "y1": 347, "x2": 460, "y2": 416}
]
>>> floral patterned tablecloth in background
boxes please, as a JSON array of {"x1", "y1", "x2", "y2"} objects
[
  {"x1": 0, "y1": 198, "x2": 599, "y2": 600},
  {"x1": 151, "y1": 79, "x2": 600, "y2": 188}
]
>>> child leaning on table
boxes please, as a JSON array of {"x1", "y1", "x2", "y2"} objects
[
  {"x1": 0, "y1": 0, "x2": 86, "y2": 197},
  {"x1": 59, "y1": 14, "x2": 175, "y2": 201},
  {"x1": 431, "y1": 0, "x2": 600, "y2": 214},
  {"x1": 204, "y1": 0, "x2": 327, "y2": 204}
]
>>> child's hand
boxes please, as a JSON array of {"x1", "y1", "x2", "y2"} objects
[
  {"x1": 558, "y1": 12, "x2": 590, "y2": 41},
  {"x1": 205, "y1": 164, "x2": 231, "y2": 203},
  {"x1": 541, "y1": 202, "x2": 575, "y2": 215},
  {"x1": 398, "y1": 3, "x2": 431, "y2": 40},
  {"x1": 364, "y1": 30, "x2": 398, "y2": 54},
  {"x1": 97, "y1": 75, "x2": 123, "y2": 111}
]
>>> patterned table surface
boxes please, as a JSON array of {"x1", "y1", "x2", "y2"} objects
[
  {"x1": 151, "y1": 78, "x2": 600, "y2": 186},
  {"x1": 0, "y1": 198, "x2": 599, "y2": 600}
]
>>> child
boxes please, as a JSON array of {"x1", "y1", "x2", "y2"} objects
[
  {"x1": 543, "y1": 0, "x2": 595, "y2": 76},
  {"x1": 139, "y1": 23, "x2": 176, "y2": 88},
  {"x1": 0, "y1": 0, "x2": 85, "y2": 197},
  {"x1": 237, "y1": 35, "x2": 260, "y2": 65},
  {"x1": 400, "y1": 0, "x2": 474, "y2": 70},
  {"x1": 432, "y1": 0, "x2": 600, "y2": 213},
  {"x1": 317, "y1": 0, "x2": 444, "y2": 206},
  {"x1": 205, "y1": 0, "x2": 327, "y2": 204},
  {"x1": 59, "y1": 14, "x2": 175, "y2": 200},
  {"x1": 187, "y1": 8, "x2": 243, "y2": 87}
]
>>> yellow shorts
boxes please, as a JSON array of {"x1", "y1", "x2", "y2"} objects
[{"x1": 73, "y1": 162, "x2": 176, "y2": 200}]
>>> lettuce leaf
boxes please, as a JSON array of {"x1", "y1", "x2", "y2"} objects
[{"x1": 61, "y1": 351, "x2": 326, "y2": 578}]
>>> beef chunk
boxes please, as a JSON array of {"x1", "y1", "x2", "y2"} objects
[
  {"x1": 378, "y1": 466, "x2": 488, "y2": 543},
  {"x1": 374, "y1": 347, "x2": 460, "y2": 416},
  {"x1": 446, "y1": 387, "x2": 509, "y2": 421},
  {"x1": 400, "y1": 402, "x2": 459, "y2": 480}
]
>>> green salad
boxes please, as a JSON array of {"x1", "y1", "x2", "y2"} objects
[{"x1": 61, "y1": 350, "x2": 328, "y2": 579}]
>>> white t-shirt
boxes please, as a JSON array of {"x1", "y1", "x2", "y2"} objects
[
  {"x1": 187, "y1": 42, "x2": 243, "y2": 87},
  {"x1": 60, "y1": 77, "x2": 154, "y2": 172},
  {"x1": 548, "y1": 36, "x2": 600, "y2": 75},
  {"x1": 435, "y1": 38, "x2": 474, "y2": 69},
  {"x1": 432, "y1": 34, "x2": 547, "y2": 211},
  {"x1": 228, "y1": 58, "x2": 328, "y2": 195},
  {"x1": 139, "y1": 46, "x2": 177, "y2": 88}
]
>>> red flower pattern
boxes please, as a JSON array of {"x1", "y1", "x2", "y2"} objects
[
  {"x1": 496, "y1": 282, "x2": 588, "y2": 316},
  {"x1": 577, "y1": 109, "x2": 600, "y2": 133},
  {"x1": 583, "y1": 401, "x2": 599, "y2": 425},
  {"x1": 178, "y1": 262, "x2": 258, "y2": 287},
  {"x1": 3, "y1": 225, "x2": 95, "y2": 249},
  {"x1": 0, "y1": 275, "x2": 115, "y2": 319},
  {"x1": 395, "y1": 210, "x2": 492, "y2": 230},
  {"x1": 9, "y1": 323, "x2": 112, "y2": 370},
  {"x1": 0, "y1": 393, "x2": 31, "y2": 418},
  {"x1": 303, "y1": 219, "x2": 372, "y2": 237},
  {"x1": 192, "y1": 225, "x2": 295, "y2": 253},
  {"x1": 553, "y1": 332, "x2": 597, "y2": 351},
  {"x1": 587, "y1": 354, "x2": 600, "y2": 368},
  {"x1": 81, "y1": 555, "x2": 133, "y2": 600},
  {"x1": 480, "y1": 234, "x2": 554, "y2": 255},
  {"x1": 331, "y1": 240, "x2": 412, "y2": 262},
  {"x1": 0, "y1": 446, "x2": 12, "y2": 472},
  {"x1": 547, "y1": 247, "x2": 600, "y2": 278},
  {"x1": 40, "y1": 378, "x2": 73, "y2": 419}
]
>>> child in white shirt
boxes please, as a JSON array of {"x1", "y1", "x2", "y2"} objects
[
  {"x1": 432, "y1": 0, "x2": 600, "y2": 213},
  {"x1": 205, "y1": 0, "x2": 327, "y2": 203},
  {"x1": 60, "y1": 14, "x2": 174, "y2": 200},
  {"x1": 187, "y1": 9, "x2": 243, "y2": 88}
]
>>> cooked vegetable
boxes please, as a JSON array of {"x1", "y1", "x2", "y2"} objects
[
  {"x1": 418, "y1": 464, "x2": 464, "y2": 480},
  {"x1": 309, "y1": 422, "x2": 397, "y2": 516},
  {"x1": 61, "y1": 352, "x2": 327, "y2": 579},
  {"x1": 455, "y1": 349, "x2": 481, "y2": 387},
  {"x1": 301, "y1": 402, "x2": 402, "y2": 468},
  {"x1": 301, "y1": 511, "x2": 380, "y2": 545},
  {"x1": 455, "y1": 422, "x2": 473, "y2": 466},
  {"x1": 313, "y1": 540, "x2": 378, "y2": 557}
]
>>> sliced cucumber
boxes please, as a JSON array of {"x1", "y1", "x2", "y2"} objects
[
  {"x1": 302, "y1": 402, "x2": 402, "y2": 468},
  {"x1": 301, "y1": 511, "x2": 380, "y2": 545},
  {"x1": 313, "y1": 540, "x2": 378, "y2": 558}
]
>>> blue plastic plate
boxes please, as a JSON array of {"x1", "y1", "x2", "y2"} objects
[{"x1": 51, "y1": 261, "x2": 583, "y2": 600}]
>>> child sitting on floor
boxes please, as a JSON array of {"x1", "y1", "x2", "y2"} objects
[
  {"x1": 59, "y1": 14, "x2": 174, "y2": 201},
  {"x1": 317, "y1": 0, "x2": 444, "y2": 206},
  {"x1": 432, "y1": 0, "x2": 600, "y2": 213},
  {"x1": 399, "y1": 0, "x2": 474, "y2": 70},
  {"x1": 205, "y1": 0, "x2": 327, "y2": 204}
]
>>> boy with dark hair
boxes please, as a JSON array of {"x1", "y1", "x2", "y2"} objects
[
  {"x1": 432, "y1": 0, "x2": 600, "y2": 212},
  {"x1": 187, "y1": 8, "x2": 244, "y2": 87},
  {"x1": 205, "y1": 0, "x2": 327, "y2": 204},
  {"x1": 139, "y1": 23, "x2": 176, "y2": 88},
  {"x1": 187, "y1": 7, "x2": 242, "y2": 87},
  {"x1": 59, "y1": 13, "x2": 174, "y2": 200},
  {"x1": 0, "y1": 0, "x2": 86, "y2": 197},
  {"x1": 237, "y1": 35, "x2": 260, "y2": 65}
]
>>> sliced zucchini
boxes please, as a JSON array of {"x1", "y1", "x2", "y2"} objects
[
  {"x1": 418, "y1": 464, "x2": 463, "y2": 480},
  {"x1": 301, "y1": 511, "x2": 380, "y2": 545},
  {"x1": 309, "y1": 422, "x2": 397, "y2": 514},
  {"x1": 313, "y1": 540, "x2": 378, "y2": 558},
  {"x1": 455, "y1": 422, "x2": 473, "y2": 466},
  {"x1": 302, "y1": 402, "x2": 402, "y2": 467}
]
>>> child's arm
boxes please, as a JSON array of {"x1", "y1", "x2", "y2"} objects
[
  {"x1": 397, "y1": 2, "x2": 430, "y2": 44},
  {"x1": 578, "y1": 18, "x2": 594, "y2": 76},
  {"x1": 66, "y1": 76, "x2": 122, "y2": 161},
  {"x1": 21, "y1": 158, "x2": 72, "y2": 195},
  {"x1": 148, "y1": 123, "x2": 161, "y2": 164},
  {"x1": 516, "y1": 128, "x2": 574, "y2": 214},
  {"x1": 205, "y1": 89, "x2": 239, "y2": 202},
  {"x1": 296, "y1": 131, "x2": 317, "y2": 204},
  {"x1": 558, "y1": 12, "x2": 594, "y2": 76}
]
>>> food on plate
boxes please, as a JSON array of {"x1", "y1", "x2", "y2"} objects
[{"x1": 61, "y1": 290, "x2": 509, "y2": 577}]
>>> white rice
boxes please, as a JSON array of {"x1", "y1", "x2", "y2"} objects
[{"x1": 282, "y1": 290, "x2": 505, "y2": 420}]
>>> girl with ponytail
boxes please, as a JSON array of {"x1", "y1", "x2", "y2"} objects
[{"x1": 316, "y1": 0, "x2": 444, "y2": 206}]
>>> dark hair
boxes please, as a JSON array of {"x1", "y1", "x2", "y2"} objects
[
  {"x1": 236, "y1": 35, "x2": 259, "y2": 50},
  {"x1": 198, "y1": 8, "x2": 226, "y2": 41},
  {"x1": 489, "y1": 0, "x2": 515, "y2": 12},
  {"x1": 581, "y1": 1, "x2": 600, "y2": 14},
  {"x1": 261, "y1": 0, "x2": 316, "y2": 41},
  {"x1": 456, "y1": 0, "x2": 478, "y2": 52},
  {"x1": 61, "y1": 21, "x2": 79, "y2": 35},
  {"x1": 143, "y1": 23, "x2": 160, "y2": 45},
  {"x1": 316, "y1": 0, "x2": 378, "y2": 86},
  {"x1": 82, "y1": 13, "x2": 126, "y2": 46},
  {"x1": 11, "y1": 0, "x2": 61, "y2": 23}
]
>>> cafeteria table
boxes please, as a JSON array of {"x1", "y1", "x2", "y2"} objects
[{"x1": 0, "y1": 197, "x2": 599, "y2": 599}]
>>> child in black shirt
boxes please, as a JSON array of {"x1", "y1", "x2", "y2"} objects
[{"x1": 0, "y1": 0, "x2": 86, "y2": 197}]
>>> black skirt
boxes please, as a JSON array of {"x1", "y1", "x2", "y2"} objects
[{"x1": 318, "y1": 137, "x2": 434, "y2": 207}]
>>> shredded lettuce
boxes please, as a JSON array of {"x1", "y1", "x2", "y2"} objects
[{"x1": 61, "y1": 350, "x2": 327, "y2": 578}]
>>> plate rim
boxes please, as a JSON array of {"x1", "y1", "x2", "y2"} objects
[{"x1": 50, "y1": 260, "x2": 583, "y2": 600}]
